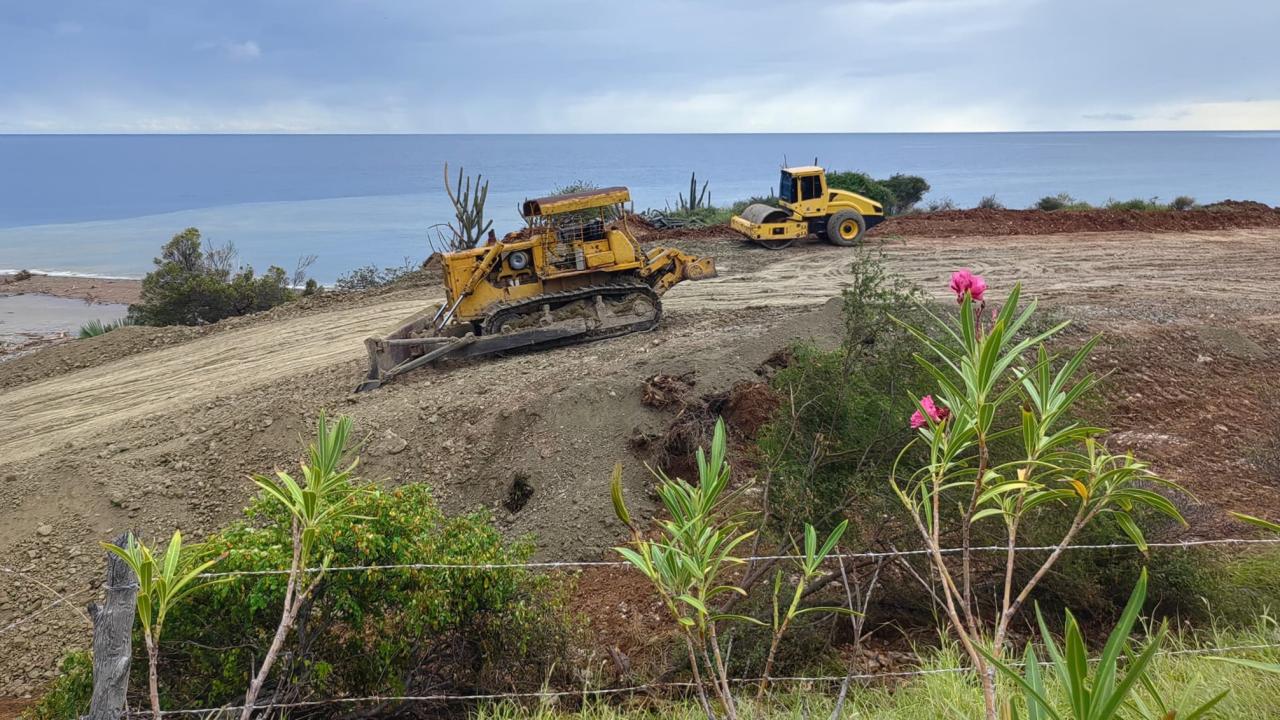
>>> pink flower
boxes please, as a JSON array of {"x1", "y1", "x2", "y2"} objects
[
  {"x1": 950, "y1": 269, "x2": 987, "y2": 304},
  {"x1": 910, "y1": 395, "x2": 950, "y2": 429}
]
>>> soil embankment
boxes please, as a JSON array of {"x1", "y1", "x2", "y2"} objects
[{"x1": 2, "y1": 225, "x2": 1279, "y2": 695}]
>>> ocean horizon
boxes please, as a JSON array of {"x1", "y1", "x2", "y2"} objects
[{"x1": 2, "y1": 131, "x2": 1278, "y2": 282}]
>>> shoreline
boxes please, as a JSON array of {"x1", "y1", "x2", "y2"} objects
[{"x1": 0, "y1": 272, "x2": 142, "y2": 305}]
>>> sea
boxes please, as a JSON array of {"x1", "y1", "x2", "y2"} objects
[{"x1": 2, "y1": 132, "x2": 1279, "y2": 283}]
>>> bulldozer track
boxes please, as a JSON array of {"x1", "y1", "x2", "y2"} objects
[{"x1": 480, "y1": 281, "x2": 662, "y2": 354}]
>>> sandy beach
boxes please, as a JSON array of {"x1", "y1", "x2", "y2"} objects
[{"x1": 0, "y1": 272, "x2": 142, "y2": 304}]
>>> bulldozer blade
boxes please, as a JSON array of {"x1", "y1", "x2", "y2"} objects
[{"x1": 356, "y1": 320, "x2": 591, "y2": 392}]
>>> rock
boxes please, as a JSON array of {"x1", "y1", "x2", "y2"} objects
[
  {"x1": 373, "y1": 431, "x2": 408, "y2": 456},
  {"x1": 36, "y1": 524, "x2": 53, "y2": 536}
]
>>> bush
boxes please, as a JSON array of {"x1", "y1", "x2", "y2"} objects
[
  {"x1": 127, "y1": 228, "x2": 301, "y2": 326},
  {"x1": 1034, "y1": 193, "x2": 1093, "y2": 211},
  {"x1": 729, "y1": 195, "x2": 780, "y2": 216},
  {"x1": 824, "y1": 171, "x2": 895, "y2": 212},
  {"x1": 758, "y1": 251, "x2": 932, "y2": 536},
  {"x1": 976, "y1": 194, "x2": 1005, "y2": 210},
  {"x1": 553, "y1": 180, "x2": 600, "y2": 196},
  {"x1": 879, "y1": 174, "x2": 931, "y2": 214},
  {"x1": 1171, "y1": 195, "x2": 1197, "y2": 211},
  {"x1": 20, "y1": 651, "x2": 92, "y2": 720},
  {"x1": 148, "y1": 483, "x2": 577, "y2": 710},
  {"x1": 926, "y1": 197, "x2": 959, "y2": 212},
  {"x1": 333, "y1": 259, "x2": 418, "y2": 291},
  {"x1": 78, "y1": 317, "x2": 134, "y2": 338},
  {"x1": 1105, "y1": 196, "x2": 1168, "y2": 212},
  {"x1": 825, "y1": 172, "x2": 929, "y2": 215}
]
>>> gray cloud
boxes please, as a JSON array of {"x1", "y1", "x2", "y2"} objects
[{"x1": 1, "y1": 0, "x2": 1277, "y2": 132}]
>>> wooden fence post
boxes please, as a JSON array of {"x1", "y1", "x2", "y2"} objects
[{"x1": 86, "y1": 532, "x2": 137, "y2": 720}]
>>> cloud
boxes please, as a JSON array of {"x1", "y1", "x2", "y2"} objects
[
  {"x1": 222, "y1": 40, "x2": 261, "y2": 61},
  {"x1": 1082, "y1": 113, "x2": 1137, "y2": 122},
  {"x1": 2, "y1": 0, "x2": 1279, "y2": 132}
]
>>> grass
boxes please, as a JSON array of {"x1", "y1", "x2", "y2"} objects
[
  {"x1": 470, "y1": 622, "x2": 1280, "y2": 720},
  {"x1": 78, "y1": 317, "x2": 133, "y2": 338}
]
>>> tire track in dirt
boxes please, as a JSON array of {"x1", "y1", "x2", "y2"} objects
[
  {"x1": 672, "y1": 228, "x2": 1280, "y2": 311},
  {"x1": 0, "y1": 296, "x2": 429, "y2": 464}
]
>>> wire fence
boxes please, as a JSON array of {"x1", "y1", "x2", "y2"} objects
[
  {"x1": 192, "y1": 537, "x2": 1280, "y2": 579},
  {"x1": 4, "y1": 537, "x2": 1280, "y2": 638},
  {"x1": 5, "y1": 536, "x2": 1280, "y2": 715},
  {"x1": 134, "y1": 642, "x2": 1280, "y2": 717}
]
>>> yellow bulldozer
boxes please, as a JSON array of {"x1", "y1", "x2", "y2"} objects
[
  {"x1": 357, "y1": 186, "x2": 716, "y2": 391},
  {"x1": 730, "y1": 166, "x2": 885, "y2": 250}
]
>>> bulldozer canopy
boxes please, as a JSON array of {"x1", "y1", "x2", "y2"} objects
[{"x1": 522, "y1": 187, "x2": 630, "y2": 218}]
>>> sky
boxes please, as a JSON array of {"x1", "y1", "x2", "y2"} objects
[{"x1": 1, "y1": 0, "x2": 1278, "y2": 133}]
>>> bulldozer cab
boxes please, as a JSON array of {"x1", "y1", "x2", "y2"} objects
[{"x1": 778, "y1": 166, "x2": 829, "y2": 216}]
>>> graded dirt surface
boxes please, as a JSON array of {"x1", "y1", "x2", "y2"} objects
[{"x1": 3, "y1": 226, "x2": 1279, "y2": 695}]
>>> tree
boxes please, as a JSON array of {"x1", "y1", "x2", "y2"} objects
[{"x1": 128, "y1": 228, "x2": 301, "y2": 326}]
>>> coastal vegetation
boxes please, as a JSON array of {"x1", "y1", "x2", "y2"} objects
[
  {"x1": 126, "y1": 227, "x2": 312, "y2": 327},
  {"x1": 1034, "y1": 193, "x2": 1201, "y2": 212}
]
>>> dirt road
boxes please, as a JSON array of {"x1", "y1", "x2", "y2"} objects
[
  {"x1": 1, "y1": 227, "x2": 1278, "y2": 694},
  {"x1": 6, "y1": 228, "x2": 1277, "y2": 468}
]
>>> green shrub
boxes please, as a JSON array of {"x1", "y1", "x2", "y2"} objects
[
  {"x1": 879, "y1": 174, "x2": 931, "y2": 214},
  {"x1": 147, "y1": 483, "x2": 576, "y2": 710},
  {"x1": 664, "y1": 204, "x2": 735, "y2": 226},
  {"x1": 976, "y1": 194, "x2": 1005, "y2": 210},
  {"x1": 926, "y1": 197, "x2": 958, "y2": 212},
  {"x1": 825, "y1": 172, "x2": 929, "y2": 215},
  {"x1": 1033, "y1": 193, "x2": 1094, "y2": 211},
  {"x1": 758, "y1": 251, "x2": 931, "y2": 536},
  {"x1": 729, "y1": 195, "x2": 780, "y2": 216},
  {"x1": 78, "y1": 317, "x2": 134, "y2": 338},
  {"x1": 824, "y1": 172, "x2": 895, "y2": 212},
  {"x1": 127, "y1": 228, "x2": 300, "y2": 326},
  {"x1": 1105, "y1": 197, "x2": 1168, "y2": 212},
  {"x1": 333, "y1": 259, "x2": 418, "y2": 290},
  {"x1": 1170, "y1": 195, "x2": 1197, "y2": 211},
  {"x1": 20, "y1": 651, "x2": 92, "y2": 720}
]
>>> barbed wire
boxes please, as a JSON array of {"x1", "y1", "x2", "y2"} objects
[
  {"x1": 5, "y1": 538, "x2": 1278, "y2": 640},
  {"x1": 137, "y1": 642, "x2": 1280, "y2": 717},
  {"x1": 195, "y1": 537, "x2": 1280, "y2": 579}
]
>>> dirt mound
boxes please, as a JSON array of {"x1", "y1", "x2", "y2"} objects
[{"x1": 873, "y1": 204, "x2": 1280, "y2": 237}]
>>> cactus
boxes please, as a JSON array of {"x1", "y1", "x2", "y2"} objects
[
  {"x1": 677, "y1": 171, "x2": 710, "y2": 212},
  {"x1": 443, "y1": 162, "x2": 493, "y2": 251}
]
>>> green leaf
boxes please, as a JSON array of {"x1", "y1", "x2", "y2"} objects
[
  {"x1": 1113, "y1": 512, "x2": 1148, "y2": 553},
  {"x1": 1231, "y1": 512, "x2": 1280, "y2": 534},
  {"x1": 709, "y1": 613, "x2": 768, "y2": 626},
  {"x1": 978, "y1": 644, "x2": 1065, "y2": 720},
  {"x1": 1206, "y1": 657, "x2": 1280, "y2": 674}
]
